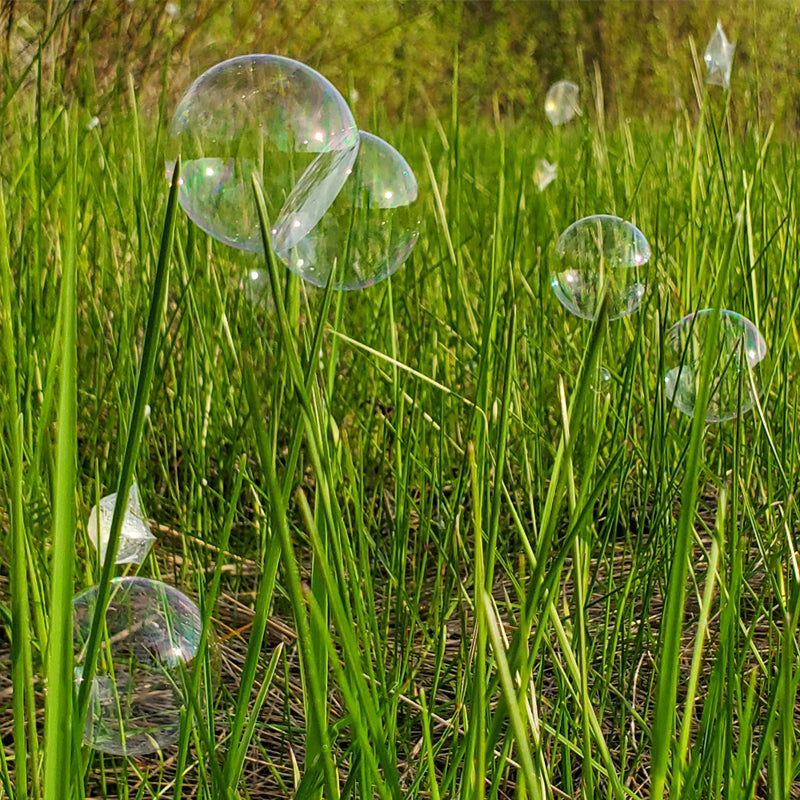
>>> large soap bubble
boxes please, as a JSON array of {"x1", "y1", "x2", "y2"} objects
[
  {"x1": 545, "y1": 81, "x2": 579, "y2": 126},
  {"x1": 274, "y1": 131, "x2": 419, "y2": 290},
  {"x1": 73, "y1": 577, "x2": 216, "y2": 756},
  {"x1": 664, "y1": 309, "x2": 766, "y2": 422},
  {"x1": 551, "y1": 215, "x2": 650, "y2": 321},
  {"x1": 704, "y1": 21, "x2": 734, "y2": 90},
  {"x1": 166, "y1": 54, "x2": 359, "y2": 253}
]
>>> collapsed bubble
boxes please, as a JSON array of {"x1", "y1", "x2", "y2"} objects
[
  {"x1": 73, "y1": 577, "x2": 217, "y2": 756},
  {"x1": 545, "y1": 81, "x2": 579, "y2": 126},
  {"x1": 551, "y1": 215, "x2": 650, "y2": 321},
  {"x1": 704, "y1": 21, "x2": 734, "y2": 89},
  {"x1": 664, "y1": 309, "x2": 766, "y2": 423},
  {"x1": 274, "y1": 131, "x2": 419, "y2": 290},
  {"x1": 87, "y1": 482, "x2": 155, "y2": 566},
  {"x1": 533, "y1": 159, "x2": 557, "y2": 191},
  {"x1": 166, "y1": 54, "x2": 359, "y2": 253}
]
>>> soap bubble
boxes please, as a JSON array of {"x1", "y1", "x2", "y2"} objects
[
  {"x1": 704, "y1": 21, "x2": 734, "y2": 90},
  {"x1": 664, "y1": 309, "x2": 765, "y2": 423},
  {"x1": 551, "y1": 215, "x2": 650, "y2": 321},
  {"x1": 274, "y1": 131, "x2": 419, "y2": 290},
  {"x1": 545, "y1": 81, "x2": 579, "y2": 126},
  {"x1": 87, "y1": 482, "x2": 155, "y2": 566},
  {"x1": 74, "y1": 577, "x2": 216, "y2": 756},
  {"x1": 533, "y1": 159, "x2": 557, "y2": 191},
  {"x1": 167, "y1": 54, "x2": 359, "y2": 254}
]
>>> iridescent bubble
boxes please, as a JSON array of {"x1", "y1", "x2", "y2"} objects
[
  {"x1": 166, "y1": 54, "x2": 359, "y2": 253},
  {"x1": 704, "y1": 21, "x2": 734, "y2": 90},
  {"x1": 545, "y1": 81, "x2": 579, "y2": 126},
  {"x1": 551, "y1": 215, "x2": 650, "y2": 321},
  {"x1": 664, "y1": 309, "x2": 766, "y2": 423},
  {"x1": 73, "y1": 577, "x2": 217, "y2": 756},
  {"x1": 274, "y1": 131, "x2": 419, "y2": 290}
]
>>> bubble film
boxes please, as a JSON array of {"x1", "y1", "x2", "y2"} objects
[
  {"x1": 664, "y1": 309, "x2": 766, "y2": 423},
  {"x1": 551, "y1": 215, "x2": 650, "y2": 321},
  {"x1": 545, "y1": 81, "x2": 580, "y2": 126},
  {"x1": 166, "y1": 54, "x2": 359, "y2": 253},
  {"x1": 73, "y1": 577, "x2": 215, "y2": 756},
  {"x1": 704, "y1": 20, "x2": 735, "y2": 89},
  {"x1": 533, "y1": 158, "x2": 557, "y2": 191},
  {"x1": 275, "y1": 131, "x2": 419, "y2": 290},
  {"x1": 87, "y1": 482, "x2": 155, "y2": 566}
]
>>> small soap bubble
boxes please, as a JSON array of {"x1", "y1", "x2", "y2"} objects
[
  {"x1": 545, "y1": 81, "x2": 579, "y2": 126},
  {"x1": 166, "y1": 55, "x2": 359, "y2": 255},
  {"x1": 533, "y1": 159, "x2": 557, "y2": 192},
  {"x1": 165, "y1": 1, "x2": 179, "y2": 17},
  {"x1": 275, "y1": 131, "x2": 419, "y2": 290},
  {"x1": 664, "y1": 309, "x2": 765, "y2": 423},
  {"x1": 73, "y1": 577, "x2": 218, "y2": 756},
  {"x1": 87, "y1": 482, "x2": 155, "y2": 565},
  {"x1": 87, "y1": 116, "x2": 100, "y2": 131},
  {"x1": 704, "y1": 21, "x2": 734, "y2": 90},
  {"x1": 551, "y1": 215, "x2": 650, "y2": 321}
]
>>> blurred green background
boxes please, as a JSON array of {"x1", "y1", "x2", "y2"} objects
[{"x1": 3, "y1": 0, "x2": 799, "y2": 130}]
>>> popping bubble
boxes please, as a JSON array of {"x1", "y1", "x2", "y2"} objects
[
  {"x1": 166, "y1": 54, "x2": 359, "y2": 253},
  {"x1": 704, "y1": 21, "x2": 734, "y2": 90},
  {"x1": 73, "y1": 577, "x2": 217, "y2": 756},
  {"x1": 664, "y1": 309, "x2": 766, "y2": 423},
  {"x1": 533, "y1": 159, "x2": 557, "y2": 192},
  {"x1": 551, "y1": 215, "x2": 650, "y2": 321},
  {"x1": 274, "y1": 131, "x2": 419, "y2": 290},
  {"x1": 545, "y1": 81, "x2": 579, "y2": 126},
  {"x1": 87, "y1": 482, "x2": 155, "y2": 566}
]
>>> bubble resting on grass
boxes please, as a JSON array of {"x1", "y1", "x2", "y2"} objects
[
  {"x1": 664, "y1": 309, "x2": 765, "y2": 423},
  {"x1": 73, "y1": 577, "x2": 217, "y2": 756},
  {"x1": 545, "y1": 81, "x2": 580, "y2": 126},
  {"x1": 551, "y1": 215, "x2": 650, "y2": 321},
  {"x1": 87, "y1": 481, "x2": 155, "y2": 566},
  {"x1": 166, "y1": 54, "x2": 359, "y2": 253},
  {"x1": 275, "y1": 131, "x2": 420, "y2": 290}
]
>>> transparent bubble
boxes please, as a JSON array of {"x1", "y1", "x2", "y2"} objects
[
  {"x1": 533, "y1": 158, "x2": 557, "y2": 192},
  {"x1": 166, "y1": 54, "x2": 359, "y2": 254},
  {"x1": 275, "y1": 131, "x2": 419, "y2": 290},
  {"x1": 551, "y1": 215, "x2": 650, "y2": 321},
  {"x1": 704, "y1": 20, "x2": 734, "y2": 90},
  {"x1": 87, "y1": 482, "x2": 155, "y2": 566},
  {"x1": 73, "y1": 577, "x2": 217, "y2": 756},
  {"x1": 664, "y1": 309, "x2": 766, "y2": 423},
  {"x1": 545, "y1": 81, "x2": 579, "y2": 126}
]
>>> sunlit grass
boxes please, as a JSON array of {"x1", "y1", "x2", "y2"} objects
[{"x1": 1, "y1": 20, "x2": 799, "y2": 800}]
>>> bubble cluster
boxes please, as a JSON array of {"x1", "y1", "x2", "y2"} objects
[
  {"x1": 166, "y1": 54, "x2": 359, "y2": 253},
  {"x1": 551, "y1": 215, "x2": 650, "y2": 321},
  {"x1": 275, "y1": 131, "x2": 419, "y2": 290},
  {"x1": 73, "y1": 577, "x2": 216, "y2": 756},
  {"x1": 664, "y1": 310, "x2": 766, "y2": 423},
  {"x1": 545, "y1": 81, "x2": 580, "y2": 126}
]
